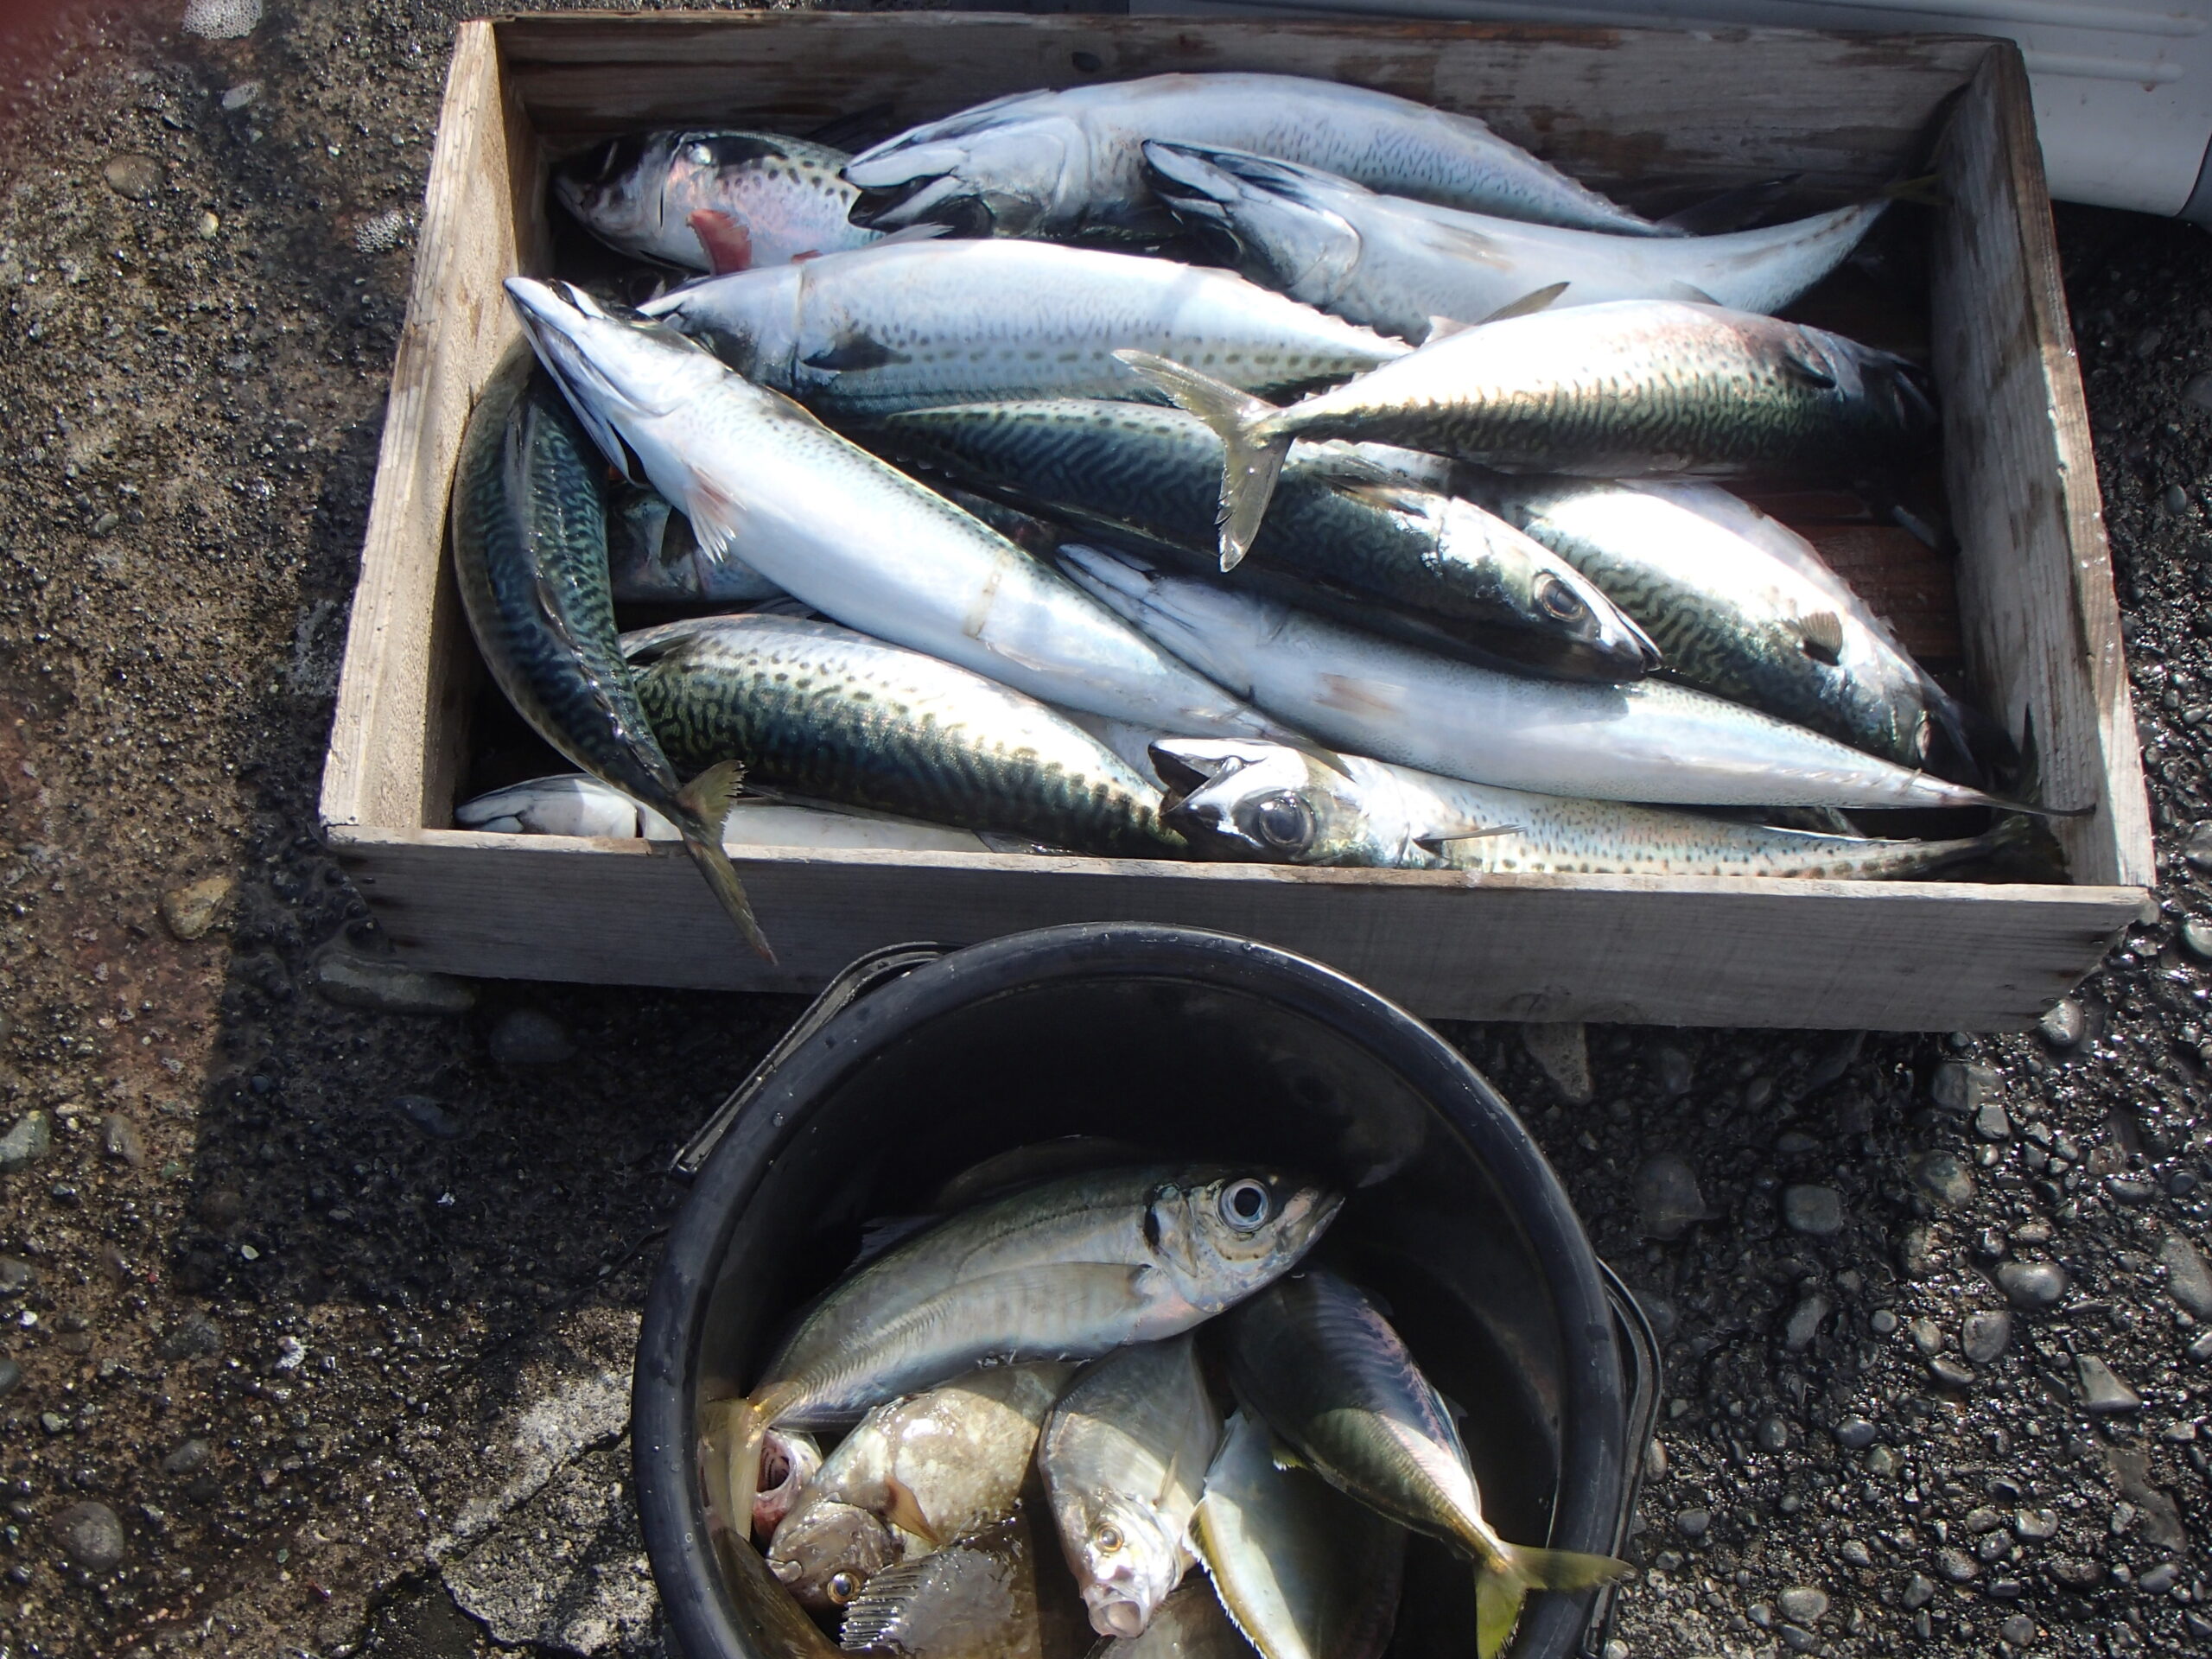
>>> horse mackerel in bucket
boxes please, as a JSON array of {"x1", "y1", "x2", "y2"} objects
[
  {"x1": 1222, "y1": 1271, "x2": 1627, "y2": 1659},
  {"x1": 769, "y1": 1363, "x2": 1077, "y2": 1611},
  {"x1": 1040, "y1": 1335, "x2": 1220, "y2": 1639},
  {"x1": 703, "y1": 1167, "x2": 1339, "y2": 1554}
]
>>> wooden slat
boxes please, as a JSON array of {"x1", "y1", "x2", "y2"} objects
[
  {"x1": 1929, "y1": 50, "x2": 2152, "y2": 887},
  {"x1": 321, "y1": 22, "x2": 532, "y2": 834},
  {"x1": 495, "y1": 12, "x2": 1986, "y2": 198},
  {"x1": 330, "y1": 827, "x2": 2139, "y2": 1032},
  {"x1": 1802, "y1": 524, "x2": 1963, "y2": 666}
]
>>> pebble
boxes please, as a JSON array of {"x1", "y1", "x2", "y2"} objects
[
  {"x1": 2000, "y1": 1614, "x2": 2037, "y2": 1647},
  {"x1": 1633, "y1": 1153, "x2": 1710, "y2": 1239},
  {"x1": 312, "y1": 948, "x2": 476, "y2": 1014},
  {"x1": 1778, "y1": 1626, "x2": 1815, "y2": 1653},
  {"x1": 157, "y1": 873, "x2": 233, "y2": 941},
  {"x1": 1755, "y1": 1414, "x2": 1789, "y2": 1452},
  {"x1": 219, "y1": 80, "x2": 260, "y2": 111},
  {"x1": 1909, "y1": 1316, "x2": 1943, "y2": 1357},
  {"x1": 1835, "y1": 1417, "x2": 1877, "y2": 1451},
  {"x1": 0, "y1": 1109, "x2": 52, "y2": 1175},
  {"x1": 2186, "y1": 918, "x2": 2212, "y2": 963},
  {"x1": 2076, "y1": 1355, "x2": 2142, "y2": 1414},
  {"x1": 2049, "y1": 1556, "x2": 2101, "y2": 1587},
  {"x1": 1840, "y1": 1539, "x2": 1872, "y2": 1567},
  {"x1": 1522, "y1": 1020, "x2": 1592, "y2": 1105},
  {"x1": 2164, "y1": 1231, "x2": 2212, "y2": 1319},
  {"x1": 2186, "y1": 820, "x2": 2212, "y2": 868},
  {"x1": 1974, "y1": 1101, "x2": 2012, "y2": 1141},
  {"x1": 100, "y1": 154, "x2": 162, "y2": 200},
  {"x1": 1936, "y1": 1547, "x2": 1980, "y2": 1582},
  {"x1": 2014, "y1": 1509, "x2": 2057, "y2": 1540},
  {"x1": 1777, "y1": 1586, "x2": 1827, "y2": 1624},
  {"x1": 2038, "y1": 996, "x2": 2085, "y2": 1048},
  {"x1": 1655, "y1": 1045, "x2": 1693, "y2": 1098},
  {"x1": 157, "y1": 1314, "x2": 223, "y2": 1361},
  {"x1": 2109, "y1": 1177, "x2": 2158, "y2": 1204},
  {"x1": 1866, "y1": 1445, "x2": 1902, "y2": 1477},
  {"x1": 1964, "y1": 1506, "x2": 2004, "y2": 1534},
  {"x1": 2138, "y1": 327, "x2": 2169, "y2": 359},
  {"x1": 1930, "y1": 1059, "x2": 1997, "y2": 1115},
  {"x1": 0, "y1": 1255, "x2": 33, "y2": 1295},
  {"x1": 1782, "y1": 1185, "x2": 1843, "y2": 1236},
  {"x1": 0, "y1": 1357, "x2": 17, "y2": 1396},
  {"x1": 1998, "y1": 1259, "x2": 2069, "y2": 1308},
  {"x1": 1902, "y1": 1573, "x2": 1936, "y2": 1609},
  {"x1": 181, "y1": 0, "x2": 262, "y2": 39},
  {"x1": 1910, "y1": 1150, "x2": 1974, "y2": 1208},
  {"x1": 2190, "y1": 1329, "x2": 2212, "y2": 1362},
  {"x1": 160, "y1": 1438, "x2": 212, "y2": 1477},
  {"x1": 2139, "y1": 1562, "x2": 2177, "y2": 1595},
  {"x1": 1869, "y1": 1307, "x2": 1899, "y2": 1335},
  {"x1": 1783, "y1": 1292, "x2": 1831, "y2": 1351},
  {"x1": 391, "y1": 1095, "x2": 461, "y2": 1140},
  {"x1": 1929, "y1": 1356, "x2": 1974, "y2": 1389},
  {"x1": 2165, "y1": 481, "x2": 2192, "y2": 513},
  {"x1": 101, "y1": 1114, "x2": 145, "y2": 1167},
  {"x1": 53, "y1": 1500, "x2": 125, "y2": 1572},
  {"x1": 1962, "y1": 1308, "x2": 2012, "y2": 1363},
  {"x1": 1675, "y1": 1507, "x2": 1710, "y2": 1538},
  {"x1": 487, "y1": 1007, "x2": 575, "y2": 1067}
]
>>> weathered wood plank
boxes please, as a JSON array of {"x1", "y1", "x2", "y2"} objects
[
  {"x1": 331, "y1": 826, "x2": 2136, "y2": 1030},
  {"x1": 496, "y1": 12, "x2": 1986, "y2": 196},
  {"x1": 1802, "y1": 524, "x2": 1963, "y2": 667},
  {"x1": 1929, "y1": 51, "x2": 2152, "y2": 887}
]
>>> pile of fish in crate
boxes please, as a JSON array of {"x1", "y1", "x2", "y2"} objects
[
  {"x1": 452, "y1": 69, "x2": 2067, "y2": 963},
  {"x1": 703, "y1": 1156, "x2": 1619, "y2": 1659}
]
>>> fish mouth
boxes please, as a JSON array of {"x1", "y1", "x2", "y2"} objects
[{"x1": 1081, "y1": 1586, "x2": 1154, "y2": 1639}]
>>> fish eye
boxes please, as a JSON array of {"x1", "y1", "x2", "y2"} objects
[
  {"x1": 1095, "y1": 1524, "x2": 1123, "y2": 1554},
  {"x1": 828, "y1": 1571, "x2": 863, "y2": 1605},
  {"x1": 686, "y1": 143, "x2": 715, "y2": 168},
  {"x1": 1218, "y1": 1178, "x2": 1273, "y2": 1231},
  {"x1": 1535, "y1": 575, "x2": 1589, "y2": 626},
  {"x1": 1252, "y1": 792, "x2": 1312, "y2": 851}
]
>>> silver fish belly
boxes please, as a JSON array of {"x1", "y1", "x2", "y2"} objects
[
  {"x1": 1061, "y1": 546, "x2": 2012, "y2": 812},
  {"x1": 1144, "y1": 143, "x2": 1884, "y2": 341},
  {"x1": 841, "y1": 73, "x2": 1662, "y2": 239},
  {"x1": 636, "y1": 239, "x2": 1406, "y2": 417}
]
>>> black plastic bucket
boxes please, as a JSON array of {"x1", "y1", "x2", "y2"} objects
[{"x1": 635, "y1": 925, "x2": 1656, "y2": 1659}]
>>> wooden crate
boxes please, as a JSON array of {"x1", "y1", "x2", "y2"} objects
[{"x1": 318, "y1": 10, "x2": 2152, "y2": 1031}]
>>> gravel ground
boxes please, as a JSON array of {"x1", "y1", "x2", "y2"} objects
[{"x1": 0, "y1": 4, "x2": 2205, "y2": 1657}]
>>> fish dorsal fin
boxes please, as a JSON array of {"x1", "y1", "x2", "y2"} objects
[
  {"x1": 1656, "y1": 172, "x2": 1802, "y2": 235},
  {"x1": 880, "y1": 1475, "x2": 941, "y2": 1548},
  {"x1": 1795, "y1": 609, "x2": 1845, "y2": 665},
  {"x1": 1662, "y1": 280, "x2": 1720, "y2": 305},
  {"x1": 1476, "y1": 281, "x2": 1570, "y2": 327},
  {"x1": 848, "y1": 1213, "x2": 939, "y2": 1271},
  {"x1": 688, "y1": 209, "x2": 753, "y2": 275},
  {"x1": 1426, "y1": 315, "x2": 1478, "y2": 344}
]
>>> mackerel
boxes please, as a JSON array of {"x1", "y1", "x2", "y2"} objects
[
  {"x1": 1145, "y1": 143, "x2": 1884, "y2": 341},
  {"x1": 555, "y1": 129, "x2": 877, "y2": 272},
  {"x1": 1059, "y1": 546, "x2": 2024, "y2": 812},
  {"x1": 448, "y1": 345, "x2": 768, "y2": 957},
  {"x1": 1117, "y1": 299, "x2": 1935, "y2": 565},
  {"x1": 841, "y1": 73, "x2": 1663, "y2": 240},
  {"x1": 636, "y1": 239, "x2": 1405, "y2": 418},
  {"x1": 505, "y1": 278, "x2": 1317, "y2": 747},
  {"x1": 870, "y1": 400, "x2": 1655, "y2": 681},
  {"x1": 1152, "y1": 741, "x2": 2047, "y2": 880},
  {"x1": 625, "y1": 614, "x2": 1185, "y2": 858}
]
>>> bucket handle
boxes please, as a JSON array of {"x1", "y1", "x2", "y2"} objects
[
  {"x1": 671, "y1": 942, "x2": 950, "y2": 1179},
  {"x1": 1581, "y1": 1259, "x2": 1663, "y2": 1658}
]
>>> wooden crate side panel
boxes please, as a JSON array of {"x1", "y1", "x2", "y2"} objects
[
  {"x1": 496, "y1": 13, "x2": 1986, "y2": 195},
  {"x1": 1931, "y1": 51, "x2": 2152, "y2": 889},
  {"x1": 330, "y1": 830, "x2": 2134, "y2": 1030},
  {"x1": 320, "y1": 21, "x2": 530, "y2": 836}
]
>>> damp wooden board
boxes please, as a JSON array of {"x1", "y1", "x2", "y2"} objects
[{"x1": 318, "y1": 11, "x2": 2151, "y2": 1032}]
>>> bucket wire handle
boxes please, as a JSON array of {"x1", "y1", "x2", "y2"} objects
[
  {"x1": 671, "y1": 941, "x2": 949, "y2": 1179},
  {"x1": 1581, "y1": 1258, "x2": 1662, "y2": 1658}
]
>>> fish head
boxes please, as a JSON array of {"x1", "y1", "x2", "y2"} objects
[
  {"x1": 1434, "y1": 499, "x2": 1662, "y2": 681},
  {"x1": 504, "y1": 277, "x2": 728, "y2": 479},
  {"x1": 764, "y1": 1496, "x2": 903, "y2": 1611},
  {"x1": 752, "y1": 1427, "x2": 823, "y2": 1540},
  {"x1": 1153, "y1": 739, "x2": 1393, "y2": 866},
  {"x1": 1141, "y1": 142, "x2": 1362, "y2": 304},
  {"x1": 1146, "y1": 1168, "x2": 1343, "y2": 1314},
  {"x1": 843, "y1": 112, "x2": 1083, "y2": 237},
  {"x1": 1065, "y1": 1492, "x2": 1188, "y2": 1638},
  {"x1": 552, "y1": 132, "x2": 676, "y2": 248}
]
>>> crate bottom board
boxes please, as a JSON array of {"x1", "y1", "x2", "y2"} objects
[{"x1": 328, "y1": 828, "x2": 2139, "y2": 1031}]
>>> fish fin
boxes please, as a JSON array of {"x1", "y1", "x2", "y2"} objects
[
  {"x1": 1662, "y1": 281, "x2": 1721, "y2": 305},
  {"x1": 849, "y1": 1213, "x2": 939, "y2": 1270},
  {"x1": 1794, "y1": 610, "x2": 1845, "y2": 666},
  {"x1": 1476, "y1": 281, "x2": 1569, "y2": 325},
  {"x1": 1475, "y1": 1546, "x2": 1631, "y2": 1659},
  {"x1": 839, "y1": 1559, "x2": 934, "y2": 1651},
  {"x1": 1414, "y1": 820, "x2": 1519, "y2": 853},
  {"x1": 1961, "y1": 811, "x2": 2069, "y2": 882},
  {"x1": 687, "y1": 209, "x2": 753, "y2": 274},
  {"x1": 1777, "y1": 347, "x2": 1838, "y2": 391},
  {"x1": 1426, "y1": 315, "x2": 1478, "y2": 344},
  {"x1": 673, "y1": 760, "x2": 775, "y2": 961},
  {"x1": 804, "y1": 330, "x2": 910, "y2": 373},
  {"x1": 1656, "y1": 173, "x2": 1801, "y2": 236},
  {"x1": 868, "y1": 222, "x2": 953, "y2": 251},
  {"x1": 1883, "y1": 171, "x2": 1946, "y2": 207},
  {"x1": 1265, "y1": 1435, "x2": 1308, "y2": 1474},
  {"x1": 1112, "y1": 348, "x2": 1285, "y2": 570},
  {"x1": 879, "y1": 1476, "x2": 940, "y2": 1548}
]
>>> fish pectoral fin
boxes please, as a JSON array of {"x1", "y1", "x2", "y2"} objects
[
  {"x1": 1777, "y1": 346, "x2": 1838, "y2": 391},
  {"x1": 1475, "y1": 1545, "x2": 1631, "y2": 1659},
  {"x1": 804, "y1": 329, "x2": 911, "y2": 373},
  {"x1": 1413, "y1": 818, "x2": 1519, "y2": 854},
  {"x1": 688, "y1": 209, "x2": 753, "y2": 275},
  {"x1": 879, "y1": 1476, "x2": 941, "y2": 1548},
  {"x1": 1794, "y1": 609, "x2": 1846, "y2": 665},
  {"x1": 1475, "y1": 281, "x2": 1570, "y2": 326}
]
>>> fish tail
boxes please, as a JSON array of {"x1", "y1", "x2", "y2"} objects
[
  {"x1": 1474, "y1": 1545, "x2": 1630, "y2": 1659},
  {"x1": 672, "y1": 760, "x2": 775, "y2": 962},
  {"x1": 1112, "y1": 348, "x2": 1287, "y2": 570}
]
